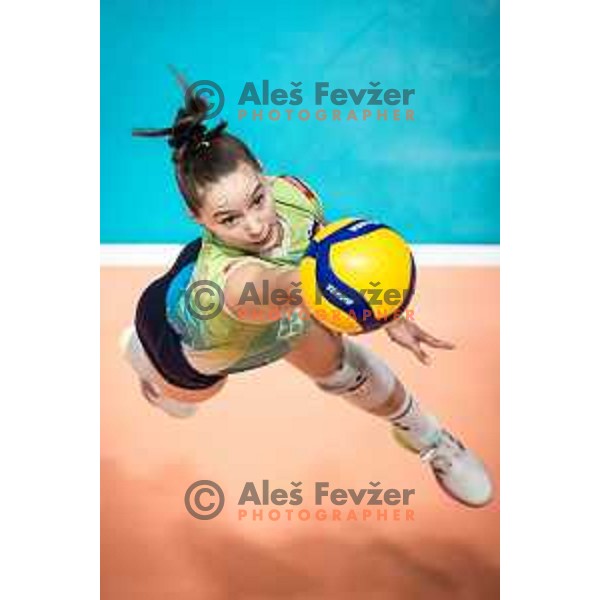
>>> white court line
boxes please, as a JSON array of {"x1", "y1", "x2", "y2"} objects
[{"x1": 100, "y1": 244, "x2": 499, "y2": 267}]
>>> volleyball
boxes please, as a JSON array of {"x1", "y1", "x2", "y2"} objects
[{"x1": 300, "y1": 218, "x2": 416, "y2": 334}]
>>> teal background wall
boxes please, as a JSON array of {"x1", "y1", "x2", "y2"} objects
[{"x1": 101, "y1": 0, "x2": 499, "y2": 244}]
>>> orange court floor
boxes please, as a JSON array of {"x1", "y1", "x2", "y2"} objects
[{"x1": 101, "y1": 266, "x2": 500, "y2": 600}]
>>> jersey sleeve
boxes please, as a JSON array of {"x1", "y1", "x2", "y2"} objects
[{"x1": 280, "y1": 175, "x2": 326, "y2": 224}]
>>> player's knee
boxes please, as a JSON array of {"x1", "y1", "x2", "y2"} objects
[{"x1": 313, "y1": 338, "x2": 396, "y2": 412}]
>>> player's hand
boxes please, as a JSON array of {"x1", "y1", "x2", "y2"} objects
[{"x1": 385, "y1": 317, "x2": 455, "y2": 365}]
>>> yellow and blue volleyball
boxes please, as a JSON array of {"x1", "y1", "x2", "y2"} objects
[{"x1": 300, "y1": 218, "x2": 416, "y2": 334}]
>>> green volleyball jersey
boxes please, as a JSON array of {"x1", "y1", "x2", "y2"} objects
[{"x1": 168, "y1": 175, "x2": 325, "y2": 375}]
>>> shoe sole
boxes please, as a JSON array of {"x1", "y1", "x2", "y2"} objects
[{"x1": 433, "y1": 471, "x2": 494, "y2": 508}]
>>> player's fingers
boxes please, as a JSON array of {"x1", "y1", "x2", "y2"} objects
[
  {"x1": 411, "y1": 343, "x2": 431, "y2": 365},
  {"x1": 415, "y1": 327, "x2": 453, "y2": 348},
  {"x1": 421, "y1": 334, "x2": 455, "y2": 350}
]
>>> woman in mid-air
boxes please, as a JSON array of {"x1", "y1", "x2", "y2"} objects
[{"x1": 123, "y1": 76, "x2": 493, "y2": 508}]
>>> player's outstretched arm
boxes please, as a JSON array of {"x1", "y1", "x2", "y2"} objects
[{"x1": 224, "y1": 262, "x2": 302, "y2": 324}]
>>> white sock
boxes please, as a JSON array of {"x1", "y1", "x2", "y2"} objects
[{"x1": 389, "y1": 391, "x2": 441, "y2": 452}]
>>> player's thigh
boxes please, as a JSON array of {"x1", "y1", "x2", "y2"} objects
[
  {"x1": 124, "y1": 327, "x2": 227, "y2": 404},
  {"x1": 284, "y1": 318, "x2": 344, "y2": 379}
]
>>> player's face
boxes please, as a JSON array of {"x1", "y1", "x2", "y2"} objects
[{"x1": 196, "y1": 162, "x2": 281, "y2": 252}]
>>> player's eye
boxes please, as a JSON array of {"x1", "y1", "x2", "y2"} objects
[
  {"x1": 220, "y1": 215, "x2": 240, "y2": 227},
  {"x1": 252, "y1": 194, "x2": 264, "y2": 207}
]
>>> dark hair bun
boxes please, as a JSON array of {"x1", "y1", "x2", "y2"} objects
[
  {"x1": 132, "y1": 76, "x2": 227, "y2": 162},
  {"x1": 184, "y1": 89, "x2": 209, "y2": 120},
  {"x1": 132, "y1": 67, "x2": 259, "y2": 215}
]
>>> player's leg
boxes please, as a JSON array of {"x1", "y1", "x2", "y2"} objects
[
  {"x1": 284, "y1": 320, "x2": 493, "y2": 507},
  {"x1": 120, "y1": 326, "x2": 227, "y2": 418}
]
